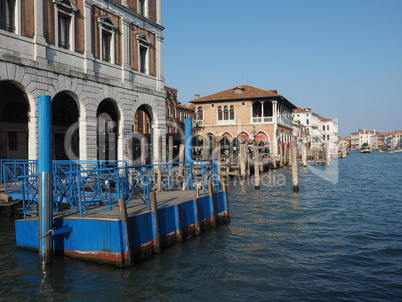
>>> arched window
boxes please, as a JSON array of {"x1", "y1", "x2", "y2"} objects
[
  {"x1": 224, "y1": 106, "x2": 228, "y2": 120},
  {"x1": 218, "y1": 106, "x2": 222, "y2": 120},
  {"x1": 230, "y1": 105, "x2": 234, "y2": 120},
  {"x1": 174, "y1": 109, "x2": 176, "y2": 118},
  {"x1": 197, "y1": 106, "x2": 203, "y2": 120},
  {"x1": 167, "y1": 108, "x2": 170, "y2": 117}
]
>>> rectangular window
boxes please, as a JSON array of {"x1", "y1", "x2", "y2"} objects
[
  {"x1": 241, "y1": 102, "x2": 246, "y2": 107},
  {"x1": 323, "y1": 125, "x2": 325, "y2": 131},
  {"x1": 139, "y1": 45, "x2": 147, "y2": 73},
  {"x1": 327, "y1": 125, "x2": 329, "y2": 131},
  {"x1": 139, "y1": 0, "x2": 145, "y2": 16},
  {"x1": 58, "y1": 13, "x2": 70, "y2": 49},
  {"x1": 102, "y1": 31, "x2": 112, "y2": 62},
  {"x1": 306, "y1": 119, "x2": 309, "y2": 125},
  {"x1": 327, "y1": 135, "x2": 330, "y2": 141},
  {"x1": 0, "y1": 0, "x2": 15, "y2": 32},
  {"x1": 323, "y1": 135, "x2": 325, "y2": 141}
]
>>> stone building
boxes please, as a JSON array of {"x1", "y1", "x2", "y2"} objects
[
  {"x1": 165, "y1": 85, "x2": 194, "y2": 134},
  {"x1": 189, "y1": 85, "x2": 296, "y2": 154},
  {"x1": 0, "y1": 0, "x2": 165, "y2": 163}
]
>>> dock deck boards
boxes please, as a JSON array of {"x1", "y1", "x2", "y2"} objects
[{"x1": 21, "y1": 190, "x2": 206, "y2": 221}]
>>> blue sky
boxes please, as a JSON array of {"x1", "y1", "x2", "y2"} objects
[{"x1": 162, "y1": 0, "x2": 402, "y2": 136}]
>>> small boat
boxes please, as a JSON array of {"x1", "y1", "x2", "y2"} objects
[
  {"x1": 379, "y1": 150, "x2": 384, "y2": 153},
  {"x1": 360, "y1": 147, "x2": 371, "y2": 153},
  {"x1": 389, "y1": 150, "x2": 394, "y2": 153},
  {"x1": 394, "y1": 149, "x2": 402, "y2": 153}
]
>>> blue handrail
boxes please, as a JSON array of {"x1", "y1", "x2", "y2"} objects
[{"x1": 10, "y1": 159, "x2": 219, "y2": 218}]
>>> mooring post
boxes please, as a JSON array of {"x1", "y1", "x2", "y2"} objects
[
  {"x1": 119, "y1": 198, "x2": 132, "y2": 264},
  {"x1": 254, "y1": 145, "x2": 260, "y2": 190},
  {"x1": 291, "y1": 141, "x2": 299, "y2": 193},
  {"x1": 284, "y1": 142, "x2": 287, "y2": 166},
  {"x1": 150, "y1": 192, "x2": 160, "y2": 253},
  {"x1": 279, "y1": 142, "x2": 284, "y2": 167},
  {"x1": 342, "y1": 142, "x2": 347, "y2": 159},
  {"x1": 141, "y1": 136, "x2": 146, "y2": 166},
  {"x1": 240, "y1": 144, "x2": 246, "y2": 177},
  {"x1": 38, "y1": 95, "x2": 53, "y2": 268},
  {"x1": 168, "y1": 135, "x2": 173, "y2": 163},
  {"x1": 326, "y1": 142, "x2": 331, "y2": 167},
  {"x1": 302, "y1": 143, "x2": 307, "y2": 167},
  {"x1": 207, "y1": 181, "x2": 216, "y2": 226}
]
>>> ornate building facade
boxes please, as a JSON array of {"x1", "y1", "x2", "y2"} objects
[
  {"x1": 189, "y1": 85, "x2": 296, "y2": 154},
  {"x1": 0, "y1": 0, "x2": 165, "y2": 163}
]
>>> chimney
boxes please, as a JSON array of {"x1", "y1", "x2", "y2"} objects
[{"x1": 194, "y1": 94, "x2": 200, "y2": 99}]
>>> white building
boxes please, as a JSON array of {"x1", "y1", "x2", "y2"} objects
[
  {"x1": 350, "y1": 129, "x2": 377, "y2": 150},
  {"x1": 0, "y1": 0, "x2": 165, "y2": 163},
  {"x1": 318, "y1": 116, "x2": 338, "y2": 154},
  {"x1": 292, "y1": 108, "x2": 321, "y2": 149}
]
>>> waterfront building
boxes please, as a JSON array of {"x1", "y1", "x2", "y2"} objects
[
  {"x1": 350, "y1": 129, "x2": 377, "y2": 150},
  {"x1": 292, "y1": 108, "x2": 321, "y2": 149},
  {"x1": 0, "y1": 0, "x2": 165, "y2": 163},
  {"x1": 370, "y1": 132, "x2": 386, "y2": 151},
  {"x1": 318, "y1": 116, "x2": 338, "y2": 154},
  {"x1": 165, "y1": 86, "x2": 194, "y2": 134},
  {"x1": 189, "y1": 85, "x2": 297, "y2": 154},
  {"x1": 385, "y1": 130, "x2": 402, "y2": 150}
]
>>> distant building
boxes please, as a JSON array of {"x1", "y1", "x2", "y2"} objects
[
  {"x1": 318, "y1": 116, "x2": 338, "y2": 153},
  {"x1": 350, "y1": 129, "x2": 377, "y2": 150},
  {"x1": 292, "y1": 108, "x2": 321, "y2": 149},
  {"x1": 385, "y1": 130, "x2": 402, "y2": 150},
  {"x1": 189, "y1": 85, "x2": 297, "y2": 154}
]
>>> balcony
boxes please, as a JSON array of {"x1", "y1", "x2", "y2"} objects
[{"x1": 251, "y1": 116, "x2": 273, "y2": 124}]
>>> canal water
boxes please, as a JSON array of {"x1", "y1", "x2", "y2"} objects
[{"x1": 1, "y1": 152, "x2": 401, "y2": 301}]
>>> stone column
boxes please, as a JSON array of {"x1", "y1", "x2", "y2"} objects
[
  {"x1": 34, "y1": 0, "x2": 47, "y2": 61},
  {"x1": 156, "y1": 34, "x2": 164, "y2": 92},
  {"x1": 84, "y1": 0, "x2": 94, "y2": 74},
  {"x1": 121, "y1": 18, "x2": 131, "y2": 82}
]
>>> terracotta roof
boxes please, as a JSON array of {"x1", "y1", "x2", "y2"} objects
[
  {"x1": 177, "y1": 103, "x2": 194, "y2": 111},
  {"x1": 292, "y1": 107, "x2": 311, "y2": 113},
  {"x1": 318, "y1": 116, "x2": 332, "y2": 122},
  {"x1": 189, "y1": 84, "x2": 281, "y2": 103}
]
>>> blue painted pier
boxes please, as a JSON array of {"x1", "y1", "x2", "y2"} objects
[{"x1": 11, "y1": 159, "x2": 229, "y2": 266}]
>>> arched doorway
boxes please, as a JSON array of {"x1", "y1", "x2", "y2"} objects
[
  {"x1": 52, "y1": 92, "x2": 79, "y2": 160},
  {"x1": 0, "y1": 81, "x2": 29, "y2": 159},
  {"x1": 97, "y1": 99, "x2": 119, "y2": 162},
  {"x1": 133, "y1": 105, "x2": 153, "y2": 164}
]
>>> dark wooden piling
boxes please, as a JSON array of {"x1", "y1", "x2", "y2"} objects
[
  {"x1": 150, "y1": 192, "x2": 160, "y2": 253},
  {"x1": 119, "y1": 198, "x2": 132, "y2": 263}
]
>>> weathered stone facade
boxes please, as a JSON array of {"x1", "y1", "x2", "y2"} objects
[{"x1": 0, "y1": 0, "x2": 166, "y2": 163}]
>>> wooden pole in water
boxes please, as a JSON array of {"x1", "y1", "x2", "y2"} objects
[
  {"x1": 208, "y1": 181, "x2": 216, "y2": 226},
  {"x1": 326, "y1": 142, "x2": 331, "y2": 167},
  {"x1": 168, "y1": 135, "x2": 173, "y2": 163},
  {"x1": 240, "y1": 143, "x2": 246, "y2": 177},
  {"x1": 284, "y1": 142, "x2": 287, "y2": 166},
  {"x1": 119, "y1": 198, "x2": 132, "y2": 264},
  {"x1": 150, "y1": 192, "x2": 160, "y2": 253},
  {"x1": 279, "y1": 142, "x2": 284, "y2": 168},
  {"x1": 254, "y1": 145, "x2": 260, "y2": 190},
  {"x1": 289, "y1": 143, "x2": 292, "y2": 167},
  {"x1": 141, "y1": 136, "x2": 146, "y2": 165},
  {"x1": 291, "y1": 141, "x2": 299, "y2": 193},
  {"x1": 302, "y1": 143, "x2": 307, "y2": 167},
  {"x1": 342, "y1": 142, "x2": 347, "y2": 159}
]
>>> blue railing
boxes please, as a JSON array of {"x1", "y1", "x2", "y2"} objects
[{"x1": 11, "y1": 159, "x2": 219, "y2": 218}]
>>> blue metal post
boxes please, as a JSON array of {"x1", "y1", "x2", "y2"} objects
[
  {"x1": 185, "y1": 118, "x2": 192, "y2": 162},
  {"x1": 38, "y1": 95, "x2": 53, "y2": 267},
  {"x1": 184, "y1": 118, "x2": 193, "y2": 190}
]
